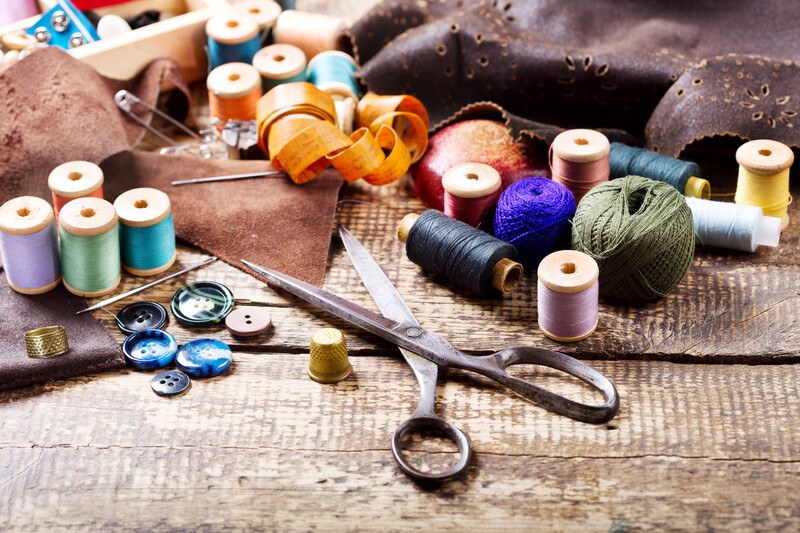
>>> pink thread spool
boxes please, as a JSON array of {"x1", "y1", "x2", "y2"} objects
[
  {"x1": 442, "y1": 162, "x2": 501, "y2": 227},
  {"x1": 537, "y1": 250, "x2": 599, "y2": 342},
  {"x1": 550, "y1": 129, "x2": 610, "y2": 205}
]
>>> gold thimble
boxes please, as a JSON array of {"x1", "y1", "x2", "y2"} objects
[
  {"x1": 308, "y1": 328, "x2": 352, "y2": 383},
  {"x1": 25, "y1": 326, "x2": 70, "y2": 358}
]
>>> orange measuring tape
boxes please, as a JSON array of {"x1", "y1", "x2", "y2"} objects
[{"x1": 256, "y1": 82, "x2": 429, "y2": 185}]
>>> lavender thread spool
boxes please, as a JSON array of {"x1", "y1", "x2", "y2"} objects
[
  {"x1": 0, "y1": 196, "x2": 61, "y2": 294},
  {"x1": 537, "y1": 250, "x2": 599, "y2": 342}
]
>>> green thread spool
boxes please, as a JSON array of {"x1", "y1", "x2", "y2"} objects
[
  {"x1": 59, "y1": 197, "x2": 121, "y2": 297},
  {"x1": 114, "y1": 188, "x2": 176, "y2": 277},
  {"x1": 571, "y1": 175, "x2": 695, "y2": 302}
]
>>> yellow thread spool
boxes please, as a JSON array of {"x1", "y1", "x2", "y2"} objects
[{"x1": 735, "y1": 139, "x2": 794, "y2": 230}]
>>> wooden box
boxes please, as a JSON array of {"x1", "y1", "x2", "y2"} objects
[{"x1": 0, "y1": 0, "x2": 231, "y2": 82}]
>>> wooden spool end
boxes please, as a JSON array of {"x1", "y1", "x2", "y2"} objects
[
  {"x1": 113, "y1": 188, "x2": 171, "y2": 228},
  {"x1": 207, "y1": 62, "x2": 262, "y2": 99},
  {"x1": 253, "y1": 43, "x2": 307, "y2": 81},
  {"x1": 736, "y1": 139, "x2": 794, "y2": 174},
  {"x1": 551, "y1": 129, "x2": 610, "y2": 163},
  {"x1": 48, "y1": 161, "x2": 104, "y2": 199},
  {"x1": 397, "y1": 213, "x2": 420, "y2": 243},
  {"x1": 206, "y1": 11, "x2": 260, "y2": 44},
  {"x1": 0, "y1": 196, "x2": 53, "y2": 236},
  {"x1": 63, "y1": 275, "x2": 121, "y2": 298},
  {"x1": 684, "y1": 176, "x2": 711, "y2": 199},
  {"x1": 442, "y1": 162, "x2": 501, "y2": 199},
  {"x1": 58, "y1": 197, "x2": 118, "y2": 237},
  {"x1": 232, "y1": 0, "x2": 282, "y2": 31},
  {"x1": 491, "y1": 258, "x2": 523, "y2": 295},
  {"x1": 537, "y1": 250, "x2": 599, "y2": 294}
]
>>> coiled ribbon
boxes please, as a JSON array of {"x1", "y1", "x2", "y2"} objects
[{"x1": 256, "y1": 82, "x2": 429, "y2": 185}]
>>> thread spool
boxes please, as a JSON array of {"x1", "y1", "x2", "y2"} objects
[
  {"x1": 253, "y1": 43, "x2": 306, "y2": 93},
  {"x1": 537, "y1": 250, "x2": 599, "y2": 342},
  {"x1": 232, "y1": 0, "x2": 281, "y2": 35},
  {"x1": 685, "y1": 197, "x2": 780, "y2": 253},
  {"x1": 206, "y1": 12, "x2": 261, "y2": 70},
  {"x1": 397, "y1": 210, "x2": 523, "y2": 297},
  {"x1": 0, "y1": 196, "x2": 61, "y2": 295},
  {"x1": 207, "y1": 62, "x2": 262, "y2": 123},
  {"x1": 609, "y1": 143, "x2": 711, "y2": 199},
  {"x1": 735, "y1": 139, "x2": 794, "y2": 230},
  {"x1": 59, "y1": 197, "x2": 121, "y2": 297},
  {"x1": 113, "y1": 188, "x2": 176, "y2": 276},
  {"x1": 571, "y1": 175, "x2": 695, "y2": 302},
  {"x1": 550, "y1": 129, "x2": 610, "y2": 204},
  {"x1": 48, "y1": 161, "x2": 104, "y2": 219},
  {"x1": 307, "y1": 51, "x2": 359, "y2": 101},
  {"x1": 273, "y1": 10, "x2": 348, "y2": 59},
  {"x1": 493, "y1": 177, "x2": 576, "y2": 269},
  {"x1": 442, "y1": 162, "x2": 501, "y2": 227}
]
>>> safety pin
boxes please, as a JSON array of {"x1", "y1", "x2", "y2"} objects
[{"x1": 114, "y1": 90, "x2": 227, "y2": 159}]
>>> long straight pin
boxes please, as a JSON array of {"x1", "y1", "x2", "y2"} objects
[
  {"x1": 75, "y1": 257, "x2": 218, "y2": 315},
  {"x1": 171, "y1": 171, "x2": 287, "y2": 186}
]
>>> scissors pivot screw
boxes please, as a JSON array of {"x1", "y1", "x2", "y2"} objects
[{"x1": 405, "y1": 327, "x2": 422, "y2": 338}]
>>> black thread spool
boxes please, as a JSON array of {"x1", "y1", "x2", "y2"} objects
[{"x1": 397, "y1": 210, "x2": 523, "y2": 297}]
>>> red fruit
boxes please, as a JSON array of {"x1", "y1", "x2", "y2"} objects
[{"x1": 410, "y1": 119, "x2": 547, "y2": 210}]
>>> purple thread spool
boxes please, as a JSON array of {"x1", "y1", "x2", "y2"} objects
[
  {"x1": 0, "y1": 196, "x2": 61, "y2": 294},
  {"x1": 494, "y1": 177, "x2": 576, "y2": 269},
  {"x1": 537, "y1": 250, "x2": 599, "y2": 343}
]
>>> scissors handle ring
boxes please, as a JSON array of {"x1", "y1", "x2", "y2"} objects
[{"x1": 391, "y1": 415, "x2": 472, "y2": 482}]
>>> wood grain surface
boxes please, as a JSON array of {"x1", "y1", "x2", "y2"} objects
[{"x1": 3, "y1": 0, "x2": 800, "y2": 530}]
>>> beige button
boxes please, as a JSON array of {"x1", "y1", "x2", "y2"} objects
[{"x1": 225, "y1": 306, "x2": 271, "y2": 337}]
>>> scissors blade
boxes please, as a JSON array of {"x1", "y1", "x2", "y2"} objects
[{"x1": 339, "y1": 226, "x2": 439, "y2": 405}]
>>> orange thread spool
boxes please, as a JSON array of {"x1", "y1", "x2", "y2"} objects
[
  {"x1": 549, "y1": 129, "x2": 610, "y2": 205},
  {"x1": 207, "y1": 62, "x2": 263, "y2": 123},
  {"x1": 48, "y1": 161, "x2": 105, "y2": 219}
]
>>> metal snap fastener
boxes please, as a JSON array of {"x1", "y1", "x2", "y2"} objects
[{"x1": 51, "y1": 11, "x2": 69, "y2": 32}]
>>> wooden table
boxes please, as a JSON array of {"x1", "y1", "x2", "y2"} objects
[{"x1": 3, "y1": 2, "x2": 800, "y2": 530}]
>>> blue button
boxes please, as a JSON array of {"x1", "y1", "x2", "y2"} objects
[
  {"x1": 122, "y1": 329, "x2": 178, "y2": 371},
  {"x1": 175, "y1": 338, "x2": 233, "y2": 378}
]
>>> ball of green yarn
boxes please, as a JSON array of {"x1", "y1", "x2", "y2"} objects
[{"x1": 571, "y1": 175, "x2": 694, "y2": 301}]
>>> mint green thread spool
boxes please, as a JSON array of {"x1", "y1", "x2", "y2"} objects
[
  {"x1": 114, "y1": 188, "x2": 176, "y2": 277},
  {"x1": 59, "y1": 197, "x2": 121, "y2": 297}
]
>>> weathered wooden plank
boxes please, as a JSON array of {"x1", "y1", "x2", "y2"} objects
[
  {"x1": 2, "y1": 358, "x2": 799, "y2": 461},
  {"x1": 1, "y1": 357, "x2": 800, "y2": 531}
]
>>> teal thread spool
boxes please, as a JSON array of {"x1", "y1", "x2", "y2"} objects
[
  {"x1": 114, "y1": 188, "x2": 176, "y2": 277},
  {"x1": 253, "y1": 43, "x2": 306, "y2": 93},
  {"x1": 306, "y1": 50, "x2": 359, "y2": 100},
  {"x1": 59, "y1": 197, "x2": 121, "y2": 297},
  {"x1": 206, "y1": 12, "x2": 261, "y2": 70},
  {"x1": 232, "y1": 0, "x2": 282, "y2": 44}
]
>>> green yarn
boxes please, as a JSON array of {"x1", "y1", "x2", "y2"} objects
[{"x1": 571, "y1": 175, "x2": 694, "y2": 301}]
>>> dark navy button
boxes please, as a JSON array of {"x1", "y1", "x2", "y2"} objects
[
  {"x1": 116, "y1": 301, "x2": 168, "y2": 335},
  {"x1": 175, "y1": 338, "x2": 233, "y2": 378},
  {"x1": 122, "y1": 329, "x2": 178, "y2": 371},
  {"x1": 150, "y1": 370, "x2": 191, "y2": 397},
  {"x1": 170, "y1": 281, "x2": 234, "y2": 326}
]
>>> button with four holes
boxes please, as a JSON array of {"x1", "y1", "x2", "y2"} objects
[
  {"x1": 225, "y1": 306, "x2": 271, "y2": 337},
  {"x1": 122, "y1": 329, "x2": 178, "y2": 370},
  {"x1": 176, "y1": 338, "x2": 233, "y2": 378},
  {"x1": 116, "y1": 301, "x2": 168, "y2": 335},
  {"x1": 150, "y1": 369, "x2": 191, "y2": 397},
  {"x1": 170, "y1": 281, "x2": 234, "y2": 326}
]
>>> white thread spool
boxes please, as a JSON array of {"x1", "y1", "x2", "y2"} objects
[
  {"x1": 685, "y1": 197, "x2": 780, "y2": 253},
  {"x1": 537, "y1": 250, "x2": 599, "y2": 343},
  {"x1": 232, "y1": 0, "x2": 282, "y2": 33},
  {"x1": 253, "y1": 43, "x2": 306, "y2": 92}
]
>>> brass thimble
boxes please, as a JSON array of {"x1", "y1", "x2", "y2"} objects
[
  {"x1": 308, "y1": 328, "x2": 352, "y2": 383},
  {"x1": 25, "y1": 326, "x2": 70, "y2": 358}
]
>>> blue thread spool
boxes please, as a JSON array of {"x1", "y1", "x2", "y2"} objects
[
  {"x1": 113, "y1": 188, "x2": 176, "y2": 277},
  {"x1": 206, "y1": 12, "x2": 261, "y2": 70},
  {"x1": 253, "y1": 43, "x2": 306, "y2": 93},
  {"x1": 306, "y1": 50, "x2": 359, "y2": 100},
  {"x1": 609, "y1": 142, "x2": 710, "y2": 198}
]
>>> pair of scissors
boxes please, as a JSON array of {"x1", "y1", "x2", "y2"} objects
[{"x1": 242, "y1": 226, "x2": 619, "y2": 481}]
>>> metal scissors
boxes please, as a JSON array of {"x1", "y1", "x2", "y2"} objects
[{"x1": 242, "y1": 226, "x2": 619, "y2": 481}]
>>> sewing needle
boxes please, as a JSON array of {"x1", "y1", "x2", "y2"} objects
[
  {"x1": 75, "y1": 257, "x2": 218, "y2": 315},
  {"x1": 170, "y1": 170, "x2": 287, "y2": 186}
]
